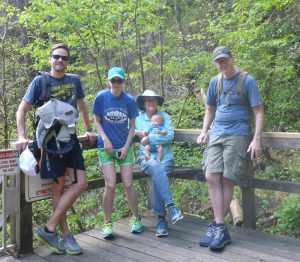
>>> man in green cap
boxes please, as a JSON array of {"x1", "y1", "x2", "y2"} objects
[{"x1": 197, "y1": 46, "x2": 264, "y2": 250}]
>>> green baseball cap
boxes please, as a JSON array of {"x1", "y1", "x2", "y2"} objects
[
  {"x1": 108, "y1": 67, "x2": 125, "y2": 80},
  {"x1": 213, "y1": 46, "x2": 232, "y2": 60}
]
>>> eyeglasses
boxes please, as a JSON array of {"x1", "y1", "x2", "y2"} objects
[
  {"x1": 110, "y1": 79, "x2": 124, "y2": 84},
  {"x1": 51, "y1": 55, "x2": 69, "y2": 61}
]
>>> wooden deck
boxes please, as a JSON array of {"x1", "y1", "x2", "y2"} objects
[{"x1": 1, "y1": 211, "x2": 300, "y2": 262}]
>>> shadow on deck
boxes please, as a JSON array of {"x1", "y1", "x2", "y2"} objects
[{"x1": 2, "y1": 211, "x2": 300, "y2": 262}]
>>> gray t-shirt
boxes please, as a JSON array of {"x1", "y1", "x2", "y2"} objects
[
  {"x1": 206, "y1": 72, "x2": 262, "y2": 136},
  {"x1": 23, "y1": 73, "x2": 84, "y2": 109}
]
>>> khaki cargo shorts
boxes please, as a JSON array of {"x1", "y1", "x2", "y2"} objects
[{"x1": 202, "y1": 135, "x2": 252, "y2": 181}]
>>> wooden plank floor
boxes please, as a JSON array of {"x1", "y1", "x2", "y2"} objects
[{"x1": 1, "y1": 211, "x2": 300, "y2": 262}]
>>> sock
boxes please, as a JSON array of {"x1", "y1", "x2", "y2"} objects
[
  {"x1": 216, "y1": 223, "x2": 225, "y2": 227},
  {"x1": 44, "y1": 226, "x2": 54, "y2": 233},
  {"x1": 166, "y1": 203, "x2": 174, "y2": 208}
]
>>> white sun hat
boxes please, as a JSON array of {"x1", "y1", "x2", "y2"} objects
[{"x1": 136, "y1": 90, "x2": 164, "y2": 111}]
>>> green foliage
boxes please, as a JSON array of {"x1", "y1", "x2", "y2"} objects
[
  {"x1": 82, "y1": 149, "x2": 101, "y2": 180},
  {"x1": 256, "y1": 149, "x2": 300, "y2": 182},
  {"x1": 32, "y1": 199, "x2": 52, "y2": 227},
  {"x1": 1, "y1": 0, "x2": 300, "y2": 241},
  {"x1": 171, "y1": 180, "x2": 212, "y2": 219},
  {"x1": 274, "y1": 195, "x2": 300, "y2": 237},
  {"x1": 165, "y1": 97, "x2": 205, "y2": 129}
]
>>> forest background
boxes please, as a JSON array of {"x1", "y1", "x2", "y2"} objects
[{"x1": 0, "y1": 0, "x2": 299, "y2": 239}]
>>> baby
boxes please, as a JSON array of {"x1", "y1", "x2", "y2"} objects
[{"x1": 141, "y1": 114, "x2": 167, "y2": 161}]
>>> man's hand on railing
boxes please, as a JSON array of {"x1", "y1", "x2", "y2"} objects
[
  {"x1": 85, "y1": 130, "x2": 97, "y2": 146},
  {"x1": 14, "y1": 137, "x2": 29, "y2": 151}
]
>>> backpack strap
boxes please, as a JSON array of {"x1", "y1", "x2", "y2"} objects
[
  {"x1": 216, "y1": 71, "x2": 249, "y2": 108},
  {"x1": 34, "y1": 71, "x2": 51, "y2": 109},
  {"x1": 237, "y1": 71, "x2": 248, "y2": 105},
  {"x1": 217, "y1": 72, "x2": 223, "y2": 101}
]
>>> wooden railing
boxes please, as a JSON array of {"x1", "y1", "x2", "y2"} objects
[{"x1": 19, "y1": 129, "x2": 300, "y2": 253}]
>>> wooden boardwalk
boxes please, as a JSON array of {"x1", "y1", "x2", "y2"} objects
[{"x1": 1, "y1": 211, "x2": 300, "y2": 262}]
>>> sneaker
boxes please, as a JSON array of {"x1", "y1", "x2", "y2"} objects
[
  {"x1": 102, "y1": 223, "x2": 115, "y2": 239},
  {"x1": 130, "y1": 216, "x2": 143, "y2": 234},
  {"x1": 34, "y1": 227, "x2": 66, "y2": 254},
  {"x1": 62, "y1": 233, "x2": 83, "y2": 255},
  {"x1": 199, "y1": 222, "x2": 216, "y2": 247},
  {"x1": 156, "y1": 217, "x2": 168, "y2": 237},
  {"x1": 168, "y1": 206, "x2": 183, "y2": 224},
  {"x1": 209, "y1": 224, "x2": 231, "y2": 251}
]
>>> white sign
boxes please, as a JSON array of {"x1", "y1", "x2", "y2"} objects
[
  {"x1": 25, "y1": 174, "x2": 73, "y2": 202},
  {"x1": 0, "y1": 150, "x2": 19, "y2": 177}
]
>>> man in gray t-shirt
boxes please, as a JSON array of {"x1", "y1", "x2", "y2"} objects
[{"x1": 197, "y1": 46, "x2": 264, "y2": 251}]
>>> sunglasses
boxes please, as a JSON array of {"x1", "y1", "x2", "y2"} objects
[
  {"x1": 110, "y1": 79, "x2": 124, "y2": 84},
  {"x1": 51, "y1": 54, "x2": 69, "y2": 61}
]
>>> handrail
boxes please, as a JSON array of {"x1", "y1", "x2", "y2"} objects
[{"x1": 17, "y1": 130, "x2": 300, "y2": 253}]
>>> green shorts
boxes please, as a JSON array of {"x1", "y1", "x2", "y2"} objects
[
  {"x1": 98, "y1": 146, "x2": 134, "y2": 166},
  {"x1": 202, "y1": 135, "x2": 252, "y2": 181}
]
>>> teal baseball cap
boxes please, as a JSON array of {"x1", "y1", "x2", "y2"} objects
[{"x1": 108, "y1": 67, "x2": 125, "y2": 80}]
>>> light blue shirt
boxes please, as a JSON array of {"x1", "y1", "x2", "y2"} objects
[
  {"x1": 135, "y1": 111, "x2": 174, "y2": 163},
  {"x1": 207, "y1": 72, "x2": 263, "y2": 136}
]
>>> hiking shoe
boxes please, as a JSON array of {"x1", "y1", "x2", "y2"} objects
[
  {"x1": 156, "y1": 217, "x2": 168, "y2": 237},
  {"x1": 102, "y1": 223, "x2": 115, "y2": 239},
  {"x1": 199, "y1": 222, "x2": 216, "y2": 247},
  {"x1": 168, "y1": 206, "x2": 183, "y2": 224},
  {"x1": 34, "y1": 227, "x2": 66, "y2": 254},
  {"x1": 62, "y1": 233, "x2": 83, "y2": 255},
  {"x1": 130, "y1": 216, "x2": 143, "y2": 234},
  {"x1": 209, "y1": 224, "x2": 231, "y2": 251}
]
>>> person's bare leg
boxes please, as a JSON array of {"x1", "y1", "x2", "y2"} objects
[
  {"x1": 46, "y1": 170, "x2": 87, "y2": 231},
  {"x1": 206, "y1": 172, "x2": 224, "y2": 224},
  {"x1": 157, "y1": 145, "x2": 163, "y2": 162},
  {"x1": 102, "y1": 164, "x2": 117, "y2": 223},
  {"x1": 51, "y1": 176, "x2": 69, "y2": 234},
  {"x1": 144, "y1": 144, "x2": 150, "y2": 160},
  {"x1": 121, "y1": 164, "x2": 139, "y2": 217},
  {"x1": 222, "y1": 177, "x2": 234, "y2": 216}
]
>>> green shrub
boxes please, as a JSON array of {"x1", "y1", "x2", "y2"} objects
[{"x1": 274, "y1": 195, "x2": 300, "y2": 237}]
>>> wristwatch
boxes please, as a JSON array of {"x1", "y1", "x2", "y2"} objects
[{"x1": 86, "y1": 127, "x2": 93, "y2": 132}]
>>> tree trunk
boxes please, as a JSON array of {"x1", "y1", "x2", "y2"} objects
[
  {"x1": 158, "y1": 14, "x2": 165, "y2": 96},
  {"x1": 173, "y1": 0, "x2": 186, "y2": 48},
  {"x1": 134, "y1": 2, "x2": 146, "y2": 91}
]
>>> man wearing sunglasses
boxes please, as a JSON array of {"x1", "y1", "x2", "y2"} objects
[{"x1": 16, "y1": 43, "x2": 95, "y2": 255}]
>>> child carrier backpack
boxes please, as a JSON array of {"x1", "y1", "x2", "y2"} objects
[{"x1": 33, "y1": 72, "x2": 79, "y2": 183}]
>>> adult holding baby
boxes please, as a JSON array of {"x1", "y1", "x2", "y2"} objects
[{"x1": 135, "y1": 90, "x2": 183, "y2": 237}]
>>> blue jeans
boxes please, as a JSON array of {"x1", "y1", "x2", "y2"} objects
[{"x1": 139, "y1": 158, "x2": 174, "y2": 216}]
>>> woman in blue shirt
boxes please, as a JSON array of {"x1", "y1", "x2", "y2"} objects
[
  {"x1": 93, "y1": 67, "x2": 142, "y2": 239},
  {"x1": 135, "y1": 90, "x2": 183, "y2": 237}
]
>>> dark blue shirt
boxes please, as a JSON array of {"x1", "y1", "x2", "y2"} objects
[{"x1": 23, "y1": 74, "x2": 84, "y2": 109}]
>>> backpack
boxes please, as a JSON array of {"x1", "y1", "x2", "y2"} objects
[{"x1": 33, "y1": 72, "x2": 79, "y2": 183}]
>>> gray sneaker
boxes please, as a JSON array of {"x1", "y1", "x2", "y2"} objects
[
  {"x1": 34, "y1": 227, "x2": 66, "y2": 254},
  {"x1": 62, "y1": 233, "x2": 83, "y2": 255}
]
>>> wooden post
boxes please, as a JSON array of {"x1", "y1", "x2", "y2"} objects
[
  {"x1": 19, "y1": 172, "x2": 33, "y2": 253},
  {"x1": 241, "y1": 161, "x2": 256, "y2": 229}
]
